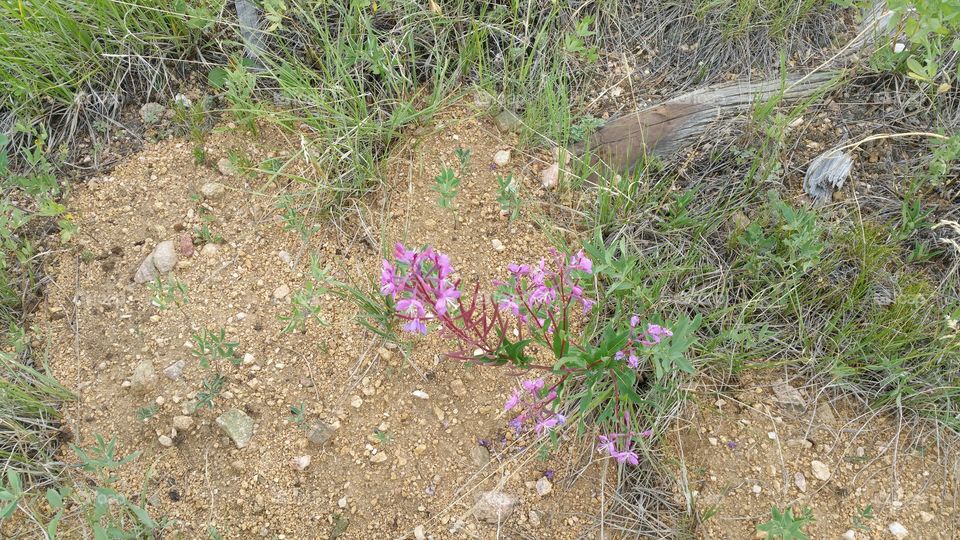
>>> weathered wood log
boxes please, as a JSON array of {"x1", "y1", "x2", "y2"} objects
[
  {"x1": 570, "y1": 1, "x2": 891, "y2": 177},
  {"x1": 570, "y1": 71, "x2": 841, "y2": 175}
]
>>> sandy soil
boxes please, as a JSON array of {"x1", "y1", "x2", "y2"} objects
[
  {"x1": 36, "y1": 109, "x2": 611, "y2": 539},
  {"x1": 668, "y1": 374, "x2": 959, "y2": 539}
]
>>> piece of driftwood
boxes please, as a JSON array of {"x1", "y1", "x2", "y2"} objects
[
  {"x1": 570, "y1": 71, "x2": 840, "y2": 174},
  {"x1": 570, "y1": 2, "x2": 892, "y2": 177}
]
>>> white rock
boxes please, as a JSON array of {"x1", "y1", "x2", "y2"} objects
[
  {"x1": 888, "y1": 522, "x2": 908, "y2": 539},
  {"x1": 278, "y1": 250, "x2": 293, "y2": 267},
  {"x1": 919, "y1": 511, "x2": 935, "y2": 523},
  {"x1": 200, "y1": 243, "x2": 220, "y2": 257},
  {"x1": 172, "y1": 415, "x2": 194, "y2": 431},
  {"x1": 370, "y1": 452, "x2": 388, "y2": 463},
  {"x1": 491, "y1": 239, "x2": 505, "y2": 252},
  {"x1": 535, "y1": 477, "x2": 552, "y2": 496},
  {"x1": 473, "y1": 491, "x2": 518, "y2": 524},
  {"x1": 893, "y1": 42, "x2": 906, "y2": 53},
  {"x1": 842, "y1": 530, "x2": 857, "y2": 540},
  {"x1": 413, "y1": 525, "x2": 426, "y2": 540},
  {"x1": 291, "y1": 455, "x2": 311, "y2": 471},
  {"x1": 273, "y1": 284, "x2": 290, "y2": 299},
  {"x1": 493, "y1": 149, "x2": 510, "y2": 166},
  {"x1": 350, "y1": 395, "x2": 363, "y2": 408},
  {"x1": 810, "y1": 460, "x2": 831, "y2": 481},
  {"x1": 338, "y1": 496, "x2": 348, "y2": 508},
  {"x1": 152, "y1": 240, "x2": 177, "y2": 272},
  {"x1": 541, "y1": 163, "x2": 559, "y2": 189},
  {"x1": 173, "y1": 93, "x2": 192, "y2": 108},
  {"x1": 412, "y1": 390, "x2": 429, "y2": 400},
  {"x1": 158, "y1": 435, "x2": 173, "y2": 447},
  {"x1": 751, "y1": 484, "x2": 762, "y2": 494}
]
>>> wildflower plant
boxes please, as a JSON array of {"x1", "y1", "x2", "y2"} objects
[
  {"x1": 379, "y1": 242, "x2": 698, "y2": 466},
  {"x1": 432, "y1": 167, "x2": 460, "y2": 212}
]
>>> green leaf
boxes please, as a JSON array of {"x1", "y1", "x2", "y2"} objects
[
  {"x1": 208, "y1": 67, "x2": 229, "y2": 89},
  {"x1": 127, "y1": 503, "x2": 157, "y2": 529},
  {"x1": 6, "y1": 470, "x2": 20, "y2": 494},
  {"x1": 1, "y1": 501, "x2": 17, "y2": 520},
  {"x1": 46, "y1": 488, "x2": 63, "y2": 509},
  {"x1": 46, "y1": 511, "x2": 62, "y2": 538},
  {"x1": 555, "y1": 355, "x2": 586, "y2": 370}
]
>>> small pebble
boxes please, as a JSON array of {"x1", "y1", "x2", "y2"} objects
[{"x1": 888, "y1": 522, "x2": 908, "y2": 539}]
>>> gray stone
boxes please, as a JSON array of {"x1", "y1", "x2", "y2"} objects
[
  {"x1": 473, "y1": 491, "x2": 518, "y2": 524},
  {"x1": 216, "y1": 408, "x2": 254, "y2": 449},
  {"x1": 493, "y1": 149, "x2": 510, "y2": 166},
  {"x1": 528, "y1": 510, "x2": 542, "y2": 527},
  {"x1": 771, "y1": 380, "x2": 806, "y2": 410},
  {"x1": 158, "y1": 435, "x2": 173, "y2": 447},
  {"x1": 306, "y1": 421, "x2": 335, "y2": 446},
  {"x1": 216, "y1": 158, "x2": 237, "y2": 177},
  {"x1": 470, "y1": 445, "x2": 490, "y2": 467},
  {"x1": 134, "y1": 253, "x2": 159, "y2": 284},
  {"x1": 172, "y1": 415, "x2": 194, "y2": 431},
  {"x1": 163, "y1": 359, "x2": 186, "y2": 380},
  {"x1": 131, "y1": 360, "x2": 156, "y2": 392},
  {"x1": 494, "y1": 109, "x2": 521, "y2": 134},
  {"x1": 794, "y1": 472, "x2": 807, "y2": 493}
]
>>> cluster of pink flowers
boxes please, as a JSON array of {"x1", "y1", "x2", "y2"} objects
[
  {"x1": 496, "y1": 248, "x2": 594, "y2": 334},
  {"x1": 597, "y1": 430, "x2": 652, "y2": 465},
  {"x1": 380, "y1": 243, "x2": 459, "y2": 334},
  {"x1": 614, "y1": 316, "x2": 674, "y2": 368},
  {"x1": 504, "y1": 378, "x2": 566, "y2": 435}
]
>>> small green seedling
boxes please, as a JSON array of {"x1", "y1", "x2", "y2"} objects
[
  {"x1": 851, "y1": 505, "x2": 874, "y2": 531},
  {"x1": 288, "y1": 403, "x2": 309, "y2": 429},
  {"x1": 454, "y1": 147, "x2": 471, "y2": 175},
  {"x1": 136, "y1": 404, "x2": 159, "y2": 421},
  {"x1": 147, "y1": 276, "x2": 189, "y2": 310},
  {"x1": 433, "y1": 167, "x2": 460, "y2": 211},
  {"x1": 280, "y1": 256, "x2": 333, "y2": 333},
  {"x1": 191, "y1": 328, "x2": 239, "y2": 368},
  {"x1": 195, "y1": 374, "x2": 226, "y2": 411},
  {"x1": 496, "y1": 174, "x2": 521, "y2": 221},
  {"x1": 756, "y1": 506, "x2": 815, "y2": 540}
]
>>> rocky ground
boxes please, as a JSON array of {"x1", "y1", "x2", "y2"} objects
[
  {"x1": 37, "y1": 107, "x2": 609, "y2": 539},
  {"x1": 669, "y1": 374, "x2": 959, "y2": 539},
  {"x1": 30, "y1": 100, "x2": 960, "y2": 539}
]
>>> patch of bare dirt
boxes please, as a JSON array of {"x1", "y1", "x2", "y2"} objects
[
  {"x1": 37, "y1": 108, "x2": 610, "y2": 538},
  {"x1": 669, "y1": 375, "x2": 959, "y2": 539}
]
